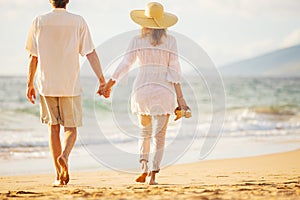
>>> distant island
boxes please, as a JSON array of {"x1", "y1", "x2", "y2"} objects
[{"x1": 220, "y1": 44, "x2": 300, "y2": 77}]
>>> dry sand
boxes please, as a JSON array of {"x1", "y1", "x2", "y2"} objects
[{"x1": 0, "y1": 149, "x2": 299, "y2": 200}]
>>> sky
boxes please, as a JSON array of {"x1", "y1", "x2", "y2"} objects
[{"x1": 0, "y1": 0, "x2": 300, "y2": 76}]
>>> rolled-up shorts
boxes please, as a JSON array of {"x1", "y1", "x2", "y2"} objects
[{"x1": 39, "y1": 95, "x2": 82, "y2": 127}]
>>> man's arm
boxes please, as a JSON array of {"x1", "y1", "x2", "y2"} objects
[
  {"x1": 86, "y1": 50, "x2": 105, "y2": 84},
  {"x1": 86, "y1": 50, "x2": 110, "y2": 97},
  {"x1": 26, "y1": 55, "x2": 38, "y2": 104}
]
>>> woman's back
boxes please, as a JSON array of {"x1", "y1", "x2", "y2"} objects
[{"x1": 132, "y1": 34, "x2": 178, "y2": 67}]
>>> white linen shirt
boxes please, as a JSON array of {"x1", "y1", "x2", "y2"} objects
[
  {"x1": 112, "y1": 34, "x2": 181, "y2": 115},
  {"x1": 26, "y1": 8, "x2": 94, "y2": 96}
]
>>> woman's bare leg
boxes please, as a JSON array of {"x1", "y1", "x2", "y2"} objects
[
  {"x1": 150, "y1": 114, "x2": 170, "y2": 184},
  {"x1": 136, "y1": 115, "x2": 152, "y2": 182}
]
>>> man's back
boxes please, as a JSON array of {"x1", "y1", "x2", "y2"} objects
[{"x1": 26, "y1": 8, "x2": 94, "y2": 96}]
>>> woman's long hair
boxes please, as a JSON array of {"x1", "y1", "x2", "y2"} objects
[{"x1": 141, "y1": 27, "x2": 166, "y2": 46}]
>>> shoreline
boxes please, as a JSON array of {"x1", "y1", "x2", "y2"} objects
[
  {"x1": 0, "y1": 136, "x2": 300, "y2": 176},
  {"x1": 1, "y1": 136, "x2": 300, "y2": 176},
  {"x1": 1, "y1": 149, "x2": 299, "y2": 199}
]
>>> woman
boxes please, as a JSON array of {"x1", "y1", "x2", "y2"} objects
[{"x1": 103, "y1": 2, "x2": 189, "y2": 185}]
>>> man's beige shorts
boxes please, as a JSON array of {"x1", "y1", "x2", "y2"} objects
[{"x1": 40, "y1": 95, "x2": 82, "y2": 127}]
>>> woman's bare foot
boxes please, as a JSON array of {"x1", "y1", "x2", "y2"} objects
[
  {"x1": 57, "y1": 156, "x2": 69, "y2": 185},
  {"x1": 147, "y1": 171, "x2": 158, "y2": 185},
  {"x1": 135, "y1": 173, "x2": 148, "y2": 183}
]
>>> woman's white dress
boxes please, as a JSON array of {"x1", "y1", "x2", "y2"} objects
[{"x1": 112, "y1": 34, "x2": 181, "y2": 115}]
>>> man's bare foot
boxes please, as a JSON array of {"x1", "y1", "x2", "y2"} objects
[
  {"x1": 135, "y1": 173, "x2": 148, "y2": 183},
  {"x1": 146, "y1": 171, "x2": 158, "y2": 185},
  {"x1": 52, "y1": 179, "x2": 63, "y2": 187},
  {"x1": 57, "y1": 156, "x2": 69, "y2": 185}
]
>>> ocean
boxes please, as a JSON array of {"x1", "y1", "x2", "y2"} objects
[{"x1": 0, "y1": 76, "x2": 300, "y2": 175}]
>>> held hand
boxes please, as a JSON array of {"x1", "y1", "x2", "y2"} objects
[
  {"x1": 102, "y1": 85, "x2": 111, "y2": 98},
  {"x1": 97, "y1": 84, "x2": 111, "y2": 98},
  {"x1": 26, "y1": 85, "x2": 36, "y2": 104},
  {"x1": 97, "y1": 79, "x2": 115, "y2": 98}
]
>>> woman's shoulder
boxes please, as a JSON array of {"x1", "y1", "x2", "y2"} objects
[
  {"x1": 131, "y1": 35, "x2": 145, "y2": 41},
  {"x1": 164, "y1": 34, "x2": 176, "y2": 42},
  {"x1": 130, "y1": 35, "x2": 146, "y2": 45},
  {"x1": 127, "y1": 35, "x2": 142, "y2": 47},
  {"x1": 163, "y1": 34, "x2": 177, "y2": 46}
]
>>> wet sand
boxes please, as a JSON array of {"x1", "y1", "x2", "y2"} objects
[{"x1": 0, "y1": 149, "x2": 299, "y2": 199}]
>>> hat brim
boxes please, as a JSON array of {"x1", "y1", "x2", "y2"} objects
[{"x1": 130, "y1": 10, "x2": 178, "y2": 29}]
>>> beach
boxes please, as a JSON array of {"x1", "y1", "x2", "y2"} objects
[
  {"x1": 1, "y1": 76, "x2": 300, "y2": 199},
  {"x1": 1, "y1": 77, "x2": 300, "y2": 199},
  {"x1": 1, "y1": 149, "x2": 299, "y2": 200}
]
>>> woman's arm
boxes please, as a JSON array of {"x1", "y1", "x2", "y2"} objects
[
  {"x1": 167, "y1": 37, "x2": 189, "y2": 109},
  {"x1": 174, "y1": 83, "x2": 189, "y2": 110},
  {"x1": 103, "y1": 38, "x2": 137, "y2": 95}
]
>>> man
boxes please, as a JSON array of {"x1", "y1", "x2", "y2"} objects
[{"x1": 25, "y1": 0, "x2": 109, "y2": 186}]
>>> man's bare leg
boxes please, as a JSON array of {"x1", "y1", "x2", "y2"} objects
[
  {"x1": 48, "y1": 124, "x2": 62, "y2": 183},
  {"x1": 57, "y1": 127, "x2": 77, "y2": 185}
]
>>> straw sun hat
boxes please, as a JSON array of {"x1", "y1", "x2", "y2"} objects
[{"x1": 130, "y1": 2, "x2": 178, "y2": 29}]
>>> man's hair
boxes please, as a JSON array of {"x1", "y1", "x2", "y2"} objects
[{"x1": 50, "y1": 0, "x2": 69, "y2": 8}]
